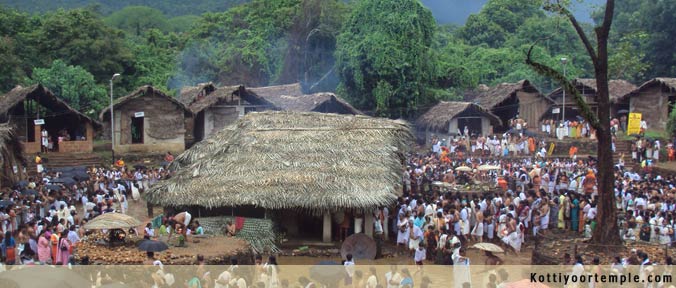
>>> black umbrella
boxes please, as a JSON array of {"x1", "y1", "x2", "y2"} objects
[
  {"x1": 17, "y1": 180, "x2": 28, "y2": 188},
  {"x1": 617, "y1": 109, "x2": 629, "y2": 114},
  {"x1": 138, "y1": 240, "x2": 169, "y2": 252},
  {"x1": 45, "y1": 184, "x2": 62, "y2": 191},
  {"x1": 73, "y1": 172, "x2": 90, "y2": 181},
  {"x1": 21, "y1": 189, "x2": 38, "y2": 196},
  {"x1": 0, "y1": 200, "x2": 14, "y2": 209},
  {"x1": 51, "y1": 178, "x2": 77, "y2": 186}
]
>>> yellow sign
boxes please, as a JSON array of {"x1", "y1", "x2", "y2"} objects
[
  {"x1": 547, "y1": 143, "x2": 555, "y2": 156},
  {"x1": 627, "y1": 112, "x2": 642, "y2": 135}
]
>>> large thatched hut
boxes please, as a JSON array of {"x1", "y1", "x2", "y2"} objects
[
  {"x1": 625, "y1": 78, "x2": 676, "y2": 131},
  {"x1": 0, "y1": 84, "x2": 99, "y2": 153},
  {"x1": 100, "y1": 86, "x2": 191, "y2": 154},
  {"x1": 544, "y1": 79, "x2": 636, "y2": 121},
  {"x1": 146, "y1": 111, "x2": 411, "y2": 242},
  {"x1": 416, "y1": 102, "x2": 501, "y2": 143},
  {"x1": 470, "y1": 80, "x2": 549, "y2": 131},
  {"x1": 0, "y1": 123, "x2": 25, "y2": 187}
]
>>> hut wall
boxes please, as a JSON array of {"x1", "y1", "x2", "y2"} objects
[
  {"x1": 517, "y1": 91, "x2": 549, "y2": 127},
  {"x1": 630, "y1": 85, "x2": 671, "y2": 130},
  {"x1": 204, "y1": 106, "x2": 239, "y2": 138},
  {"x1": 22, "y1": 125, "x2": 41, "y2": 154},
  {"x1": 112, "y1": 95, "x2": 186, "y2": 154},
  {"x1": 449, "y1": 118, "x2": 459, "y2": 135},
  {"x1": 58, "y1": 122, "x2": 94, "y2": 153},
  {"x1": 184, "y1": 116, "x2": 195, "y2": 147}
]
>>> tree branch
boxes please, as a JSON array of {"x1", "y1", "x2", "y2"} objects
[
  {"x1": 545, "y1": 1, "x2": 598, "y2": 65},
  {"x1": 525, "y1": 46, "x2": 600, "y2": 128}
]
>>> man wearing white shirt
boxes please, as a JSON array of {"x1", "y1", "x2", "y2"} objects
[{"x1": 385, "y1": 265, "x2": 402, "y2": 288}]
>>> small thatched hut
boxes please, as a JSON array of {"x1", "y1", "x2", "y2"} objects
[
  {"x1": 100, "y1": 86, "x2": 191, "y2": 154},
  {"x1": 470, "y1": 80, "x2": 549, "y2": 131},
  {"x1": 0, "y1": 84, "x2": 100, "y2": 153},
  {"x1": 626, "y1": 78, "x2": 676, "y2": 131},
  {"x1": 416, "y1": 102, "x2": 501, "y2": 143},
  {"x1": 0, "y1": 123, "x2": 25, "y2": 187},
  {"x1": 146, "y1": 111, "x2": 411, "y2": 242},
  {"x1": 544, "y1": 79, "x2": 636, "y2": 120}
]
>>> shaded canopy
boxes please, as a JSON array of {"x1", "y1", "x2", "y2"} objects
[
  {"x1": 99, "y1": 85, "x2": 190, "y2": 121},
  {"x1": 146, "y1": 112, "x2": 412, "y2": 212},
  {"x1": 416, "y1": 101, "x2": 501, "y2": 132},
  {"x1": 0, "y1": 84, "x2": 100, "y2": 126}
]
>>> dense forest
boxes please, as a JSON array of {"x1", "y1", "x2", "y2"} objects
[{"x1": 0, "y1": 0, "x2": 673, "y2": 118}]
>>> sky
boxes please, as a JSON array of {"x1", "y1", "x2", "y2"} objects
[{"x1": 420, "y1": 0, "x2": 606, "y2": 25}]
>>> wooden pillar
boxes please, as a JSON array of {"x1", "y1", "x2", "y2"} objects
[
  {"x1": 364, "y1": 212, "x2": 374, "y2": 237},
  {"x1": 322, "y1": 212, "x2": 332, "y2": 243}
]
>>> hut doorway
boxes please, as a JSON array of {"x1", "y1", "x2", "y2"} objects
[
  {"x1": 131, "y1": 116, "x2": 144, "y2": 144},
  {"x1": 457, "y1": 117, "x2": 483, "y2": 136},
  {"x1": 194, "y1": 111, "x2": 205, "y2": 142}
]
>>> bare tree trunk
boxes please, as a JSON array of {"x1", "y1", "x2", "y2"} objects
[{"x1": 528, "y1": 0, "x2": 622, "y2": 245}]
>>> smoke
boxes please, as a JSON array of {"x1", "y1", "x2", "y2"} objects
[{"x1": 167, "y1": 40, "x2": 221, "y2": 91}]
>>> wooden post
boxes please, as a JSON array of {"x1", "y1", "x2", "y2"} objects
[
  {"x1": 322, "y1": 213, "x2": 332, "y2": 243},
  {"x1": 365, "y1": 212, "x2": 374, "y2": 237}
]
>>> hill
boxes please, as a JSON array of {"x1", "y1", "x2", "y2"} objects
[{"x1": 0, "y1": 0, "x2": 247, "y2": 16}]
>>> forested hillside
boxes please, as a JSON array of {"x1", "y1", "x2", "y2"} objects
[
  {"x1": 0, "y1": 0, "x2": 246, "y2": 17},
  {"x1": 0, "y1": 0, "x2": 672, "y2": 118}
]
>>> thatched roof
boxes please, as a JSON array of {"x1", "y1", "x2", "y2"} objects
[
  {"x1": 146, "y1": 112, "x2": 412, "y2": 212},
  {"x1": 0, "y1": 84, "x2": 100, "y2": 125},
  {"x1": 472, "y1": 80, "x2": 542, "y2": 109},
  {"x1": 178, "y1": 82, "x2": 217, "y2": 106},
  {"x1": 416, "y1": 102, "x2": 501, "y2": 132},
  {"x1": 548, "y1": 79, "x2": 637, "y2": 103},
  {"x1": 99, "y1": 85, "x2": 190, "y2": 121},
  {"x1": 83, "y1": 212, "x2": 142, "y2": 230},
  {"x1": 256, "y1": 92, "x2": 362, "y2": 115},
  {"x1": 0, "y1": 123, "x2": 24, "y2": 178},
  {"x1": 630, "y1": 78, "x2": 676, "y2": 95},
  {"x1": 247, "y1": 83, "x2": 304, "y2": 98},
  {"x1": 187, "y1": 85, "x2": 248, "y2": 114}
]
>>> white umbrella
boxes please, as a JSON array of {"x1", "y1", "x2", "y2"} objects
[
  {"x1": 478, "y1": 165, "x2": 501, "y2": 171},
  {"x1": 455, "y1": 166, "x2": 472, "y2": 172},
  {"x1": 471, "y1": 242, "x2": 504, "y2": 253}
]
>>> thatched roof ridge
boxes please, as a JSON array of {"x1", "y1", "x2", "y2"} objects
[
  {"x1": 146, "y1": 112, "x2": 412, "y2": 212},
  {"x1": 416, "y1": 102, "x2": 501, "y2": 132},
  {"x1": 0, "y1": 84, "x2": 100, "y2": 126},
  {"x1": 0, "y1": 123, "x2": 24, "y2": 168},
  {"x1": 472, "y1": 80, "x2": 541, "y2": 109},
  {"x1": 547, "y1": 79, "x2": 637, "y2": 103},
  {"x1": 178, "y1": 82, "x2": 217, "y2": 106},
  {"x1": 99, "y1": 85, "x2": 190, "y2": 121},
  {"x1": 187, "y1": 85, "x2": 248, "y2": 114},
  {"x1": 248, "y1": 83, "x2": 304, "y2": 98},
  {"x1": 258, "y1": 92, "x2": 362, "y2": 114},
  {"x1": 631, "y1": 78, "x2": 676, "y2": 94}
]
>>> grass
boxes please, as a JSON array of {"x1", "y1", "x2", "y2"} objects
[{"x1": 618, "y1": 129, "x2": 669, "y2": 141}]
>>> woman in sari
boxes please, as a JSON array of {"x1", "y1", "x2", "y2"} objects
[
  {"x1": 578, "y1": 198, "x2": 587, "y2": 233},
  {"x1": 37, "y1": 231, "x2": 51, "y2": 263},
  {"x1": 56, "y1": 233, "x2": 71, "y2": 265},
  {"x1": 50, "y1": 228, "x2": 60, "y2": 264},
  {"x1": 570, "y1": 194, "x2": 580, "y2": 232}
]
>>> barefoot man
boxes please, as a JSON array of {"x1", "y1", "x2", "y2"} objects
[{"x1": 169, "y1": 211, "x2": 191, "y2": 242}]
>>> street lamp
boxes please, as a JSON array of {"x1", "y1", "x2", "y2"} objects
[
  {"x1": 110, "y1": 73, "x2": 121, "y2": 165},
  {"x1": 561, "y1": 57, "x2": 568, "y2": 122}
]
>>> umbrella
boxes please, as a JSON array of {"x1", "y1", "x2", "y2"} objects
[
  {"x1": 17, "y1": 180, "x2": 28, "y2": 188},
  {"x1": 455, "y1": 166, "x2": 472, "y2": 172},
  {"x1": 45, "y1": 184, "x2": 62, "y2": 191},
  {"x1": 0, "y1": 265, "x2": 92, "y2": 288},
  {"x1": 138, "y1": 240, "x2": 169, "y2": 252},
  {"x1": 505, "y1": 279, "x2": 550, "y2": 288},
  {"x1": 617, "y1": 109, "x2": 629, "y2": 114},
  {"x1": 478, "y1": 165, "x2": 501, "y2": 171},
  {"x1": 340, "y1": 233, "x2": 376, "y2": 260},
  {"x1": 72, "y1": 172, "x2": 90, "y2": 181},
  {"x1": 432, "y1": 181, "x2": 453, "y2": 188},
  {"x1": 576, "y1": 115, "x2": 585, "y2": 121},
  {"x1": 0, "y1": 200, "x2": 13, "y2": 209},
  {"x1": 471, "y1": 242, "x2": 504, "y2": 253},
  {"x1": 84, "y1": 212, "x2": 142, "y2": 230},
  {"x1": 21, "y1": 189, "x2": 38, "y2": 196},
  {"x1": 310, "y1": 260, "x2": 343, "y2": 287}
]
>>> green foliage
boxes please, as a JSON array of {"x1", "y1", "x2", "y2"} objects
[
  {"x1": 459, "y1": 0, "x2": 544, "y2": 47},
  {"x1": 29, "y1": 60, "x2": 108, "y2": 117},
  {"x1": 335, "y1": 0, "x2": 436, "y2": 118},
  {"x1": 104, "y1": 6, "x2": 169, "y2": 36},
  {"x1": 667, "y1": 105, "x2": 676, "y2": 138}
]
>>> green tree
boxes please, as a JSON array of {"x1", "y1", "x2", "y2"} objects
[
  {"x1": 459, "y1": 0, "x2": 544, "y2": 47},
  {"x1": 335, "y1": 0, "x2": 436, "y2": 118},
  {"x1": 104, "y1": 6, "x2": 169, "y2": 36},
  {"x1": 30, "y1": 60, "x2": 108, "y2": 117},
  {"x1": 0, "y1": 6, "x2": 33, "y2": 92},
  {"x1": 31, "y1": 8, "x2": 134, "y2": 84}
]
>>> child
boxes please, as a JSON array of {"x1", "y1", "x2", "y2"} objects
[{"x1": 414, "y1": 243, "x2": 426, "y2": 276}]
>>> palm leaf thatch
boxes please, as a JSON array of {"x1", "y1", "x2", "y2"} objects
[
  {"x1": 213, "y1": 217, "x2": 279, "y2": 253},
  {"x1": 84, "y1": 212, "x2": 142, "y2": 230},
  {"x1": 99, "y1": 85, "x2": 190, "y2": 121},
  {"x1": 178, "y1": 82, "x2": 217, "y2": 106},
  {"x1": 416, "y1": 102, "x2": 501, "y2": 132},
  {"x1": 146, "y1": 112, "x2": 412, "y2": 212},
  {"x1": 256, "y1": 92, "x2": 362, "y2": 115},
  {"x1": 629, "y1": 78, "x2": 676, "y2": 95},
  {"x1": 471, "y1": 80, "x2": 542, "y2": 109},
  {"x1": 0, "y1": 84, "x2": 100, "y2": 125},
  {"x1": 548, "y1": 79, "x2": 637, "y2": 104},
  {"x1": 187, "y1": 85, "x2": 272, "y2": 114},
  {"x1": 247, "y1": 83, "x2": 305, "y2": 98},
  {"x1": 0, "y1": 123, "x2": 24, "y2": 187}
]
